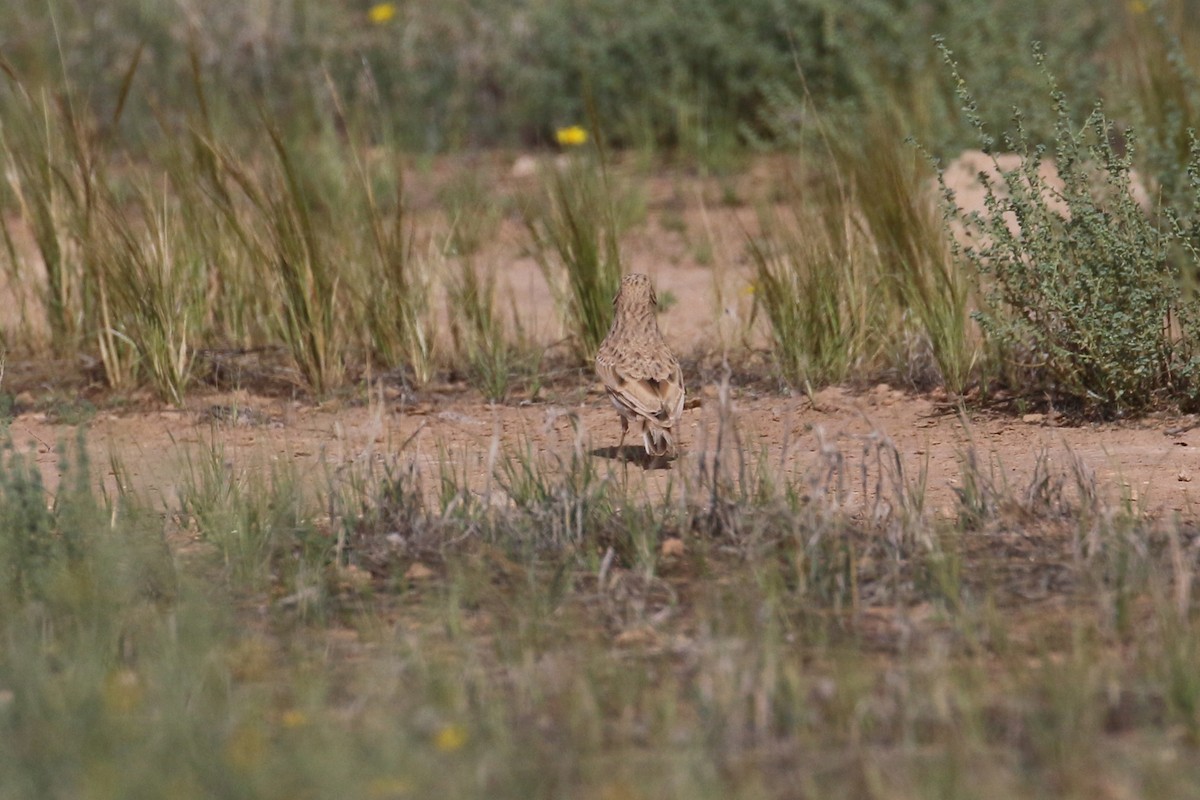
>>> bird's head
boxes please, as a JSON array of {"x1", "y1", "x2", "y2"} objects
[{"x1": 614, "y1": 273, "x2": 657, "y2": 310}]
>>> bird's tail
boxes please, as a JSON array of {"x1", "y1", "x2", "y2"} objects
[{"x1": 643, "y1": 423, "x2": 676, "y2": 458}]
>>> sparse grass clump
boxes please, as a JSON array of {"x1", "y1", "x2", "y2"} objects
[
  {"x1": 750, "y1": 116, "x2": 977, "y2": 393},
  {"x1": 851, "y1": 117, "x2": 979, "y2": 394},
  {"x1": 352, "y1": 155, "x2": 437, "y2": 389},
  {"x1": 447, "y1": 258, "x2": 541, "y2": 402},
  {"x1": 749, "y1": 173, "x2": 877, "y2": 390},
  {"x1": 179, "y1": 441, "x2": 328, "y2": 598},
  {"x1": 0, "y1": 72, "x2": 101, "y2": 355},
  {"x1": 91, "y1": 181, "x2": 208, "y2": 404},
  {"x1": 523, "y1": 154, "x2": 627, "y2": 362},
  {"x1": 196, "y1": 121, "x2": 351, "y2": 396}
]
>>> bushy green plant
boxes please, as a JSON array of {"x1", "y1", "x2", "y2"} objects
[{"x1": 941, "y1": 44, "x2": 1199, "y2": 413}]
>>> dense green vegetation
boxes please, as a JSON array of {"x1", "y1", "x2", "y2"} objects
[{"x1": 0, "y1": 0, "x2": 1116, "y2": 153}]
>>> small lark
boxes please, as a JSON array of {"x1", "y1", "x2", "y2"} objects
[{"x1": 595, "y1": 273, "x2": 685, "y2": 459}]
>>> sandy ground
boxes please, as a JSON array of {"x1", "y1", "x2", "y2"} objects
[{"x1": 8, "y1": 382, "x2": 1200, "y2": 523}]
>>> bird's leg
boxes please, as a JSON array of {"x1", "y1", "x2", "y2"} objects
[{"x1": 617, "y1": 416, "x2": 628, "y2": 460}]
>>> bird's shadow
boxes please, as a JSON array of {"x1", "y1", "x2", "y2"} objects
[{"x1": 590, "y1": 445, "x2": 673, "y2": 471}]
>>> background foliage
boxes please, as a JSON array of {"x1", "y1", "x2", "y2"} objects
[{"x1": 0, "y1": 0, "x2": 1119, "y2": 154}]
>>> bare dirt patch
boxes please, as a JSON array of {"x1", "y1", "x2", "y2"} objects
[{"x1": 8, "y1": 383, "x2": 1200, "y2": 523}]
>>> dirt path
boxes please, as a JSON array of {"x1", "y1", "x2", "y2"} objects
[{"x1": 10, "y1": 382, "x2": 1199, "y2": 521}]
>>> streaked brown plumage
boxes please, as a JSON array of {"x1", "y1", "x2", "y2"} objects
[{"x1": 595, "y1": 273, "x2": 685, "y2": 458}]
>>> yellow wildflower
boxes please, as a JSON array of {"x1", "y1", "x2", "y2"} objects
[
  {"x1": 555, "y1": 125, "x2": 589, "y2": 147},
  {"x1": 281, "y1": 709, "x2": 308, "y2": 728},
  {"x1": 434, "y1": 723, "x2": 467, "y2": 752},
  {"x1": 369, "y1": 3, "x2": 397, "y2": 24},
  {"x1": 1127, "y1": 0, "x2": 1147, "y2": 13}
]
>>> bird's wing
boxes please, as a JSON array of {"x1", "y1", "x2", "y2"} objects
[
  {"x1": 602, "y1": 353, "x2": 685, "y2": 427},
  {"x1": 595, "y1": 354, "x2": 622, "y2": 392}
]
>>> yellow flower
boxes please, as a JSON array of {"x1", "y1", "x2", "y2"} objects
[
  {"x1": 434, "y1": 723, "x2": 467, "y2": 752},
  {"x1": 369, "y1": 3, "x2": 397, "y2": 24},
  {"x1": 281, "y1": 709, "x2": 308, "y2": 728},
  {"x1": 1127, "y1": 0, "x2": 1147, "y2": 13},
  {"x1": 555, "y1": 125, "x2": 588, "y2": 147}
]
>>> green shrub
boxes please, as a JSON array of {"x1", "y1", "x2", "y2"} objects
[{"x1": 941, "y1": 44, "x2": 1200, "y2": 413}]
